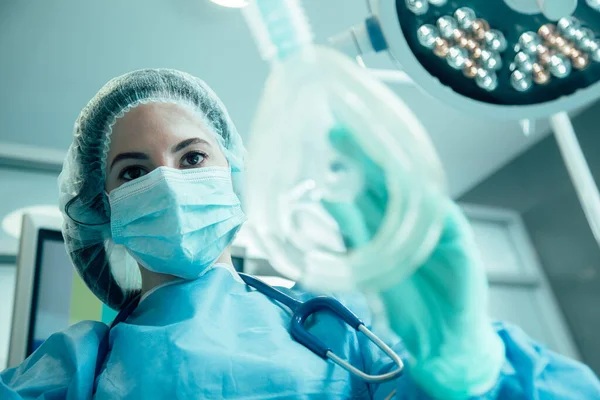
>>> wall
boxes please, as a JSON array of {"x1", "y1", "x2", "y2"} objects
[{"x1": 460, "y1": 100, "x2": 600, "y2": 375}]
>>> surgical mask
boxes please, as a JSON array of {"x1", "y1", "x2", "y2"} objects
[{"x1": 108, "y1": 166, "x2": 247, "y2": 279}]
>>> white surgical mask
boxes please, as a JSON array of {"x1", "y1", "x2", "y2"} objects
[{"x1": 109, "y1": 166, "x2": 247, "y2": 279}]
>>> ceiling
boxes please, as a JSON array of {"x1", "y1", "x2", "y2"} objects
[{"x1": 0, "y1": 0, "x2": 571, "y2": 199}]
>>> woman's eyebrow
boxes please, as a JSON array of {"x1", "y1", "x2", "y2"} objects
[
  {"x1": 171, "y1": 138, "x2": 212, "y2": 153},
  {"x1": 110, "y1": 152, "x2": 149, "y2": 170}
]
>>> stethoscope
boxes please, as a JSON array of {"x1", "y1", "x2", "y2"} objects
[
  {"x1": 98, "y1": 273, "x2": 404, "y2": 386},
  {"x1": 239, "y1": 273, "x2": 404, "y2": 384}
]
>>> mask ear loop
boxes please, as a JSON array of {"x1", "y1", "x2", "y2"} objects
[{"x1": 64, "y1": 193, "x2": 111, "y2": 226}]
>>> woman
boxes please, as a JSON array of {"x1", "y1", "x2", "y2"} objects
[{"x1": 1, "y1": 69, "x2": 598, "y2": 399}]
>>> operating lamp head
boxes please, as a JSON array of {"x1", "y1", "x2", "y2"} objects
[{"x1": 331, "y1": 1, "x2": 600, "y2": 119}]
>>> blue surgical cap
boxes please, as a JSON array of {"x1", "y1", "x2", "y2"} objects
[{"x1": 58, "y1": 69, "x2": 246, "y2": 310}]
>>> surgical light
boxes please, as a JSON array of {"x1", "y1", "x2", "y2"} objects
[
  {"x1": 511, "y1": 69, "x2": 533, "y2": 91},
  {"x1": 328, "y1": 0, "x2": 600, "y2": 247},
  {"x1": 549, "y1": 53, "x2": 573, "y2": 78},
  {"x1": 557, "y1": 17, "x2": 579, "y2": 38},
  {"x1": 417, "y1": 24, "x2": 439, "y2": 48},
  {"x1": 209, "y1": 0, "x2": 248, "y2": 8},
  {"x1": 514, "y1": 51, "x2": 535, "y2": 72},
  {"x1": 587, "y1": 0, "x2": 600, "y2": 10},
  {"x1": 405, "y1": 0, "x2": 429, "y2": 15},
  {"x1": 532, "y1": 62, "x2": 551, "y2": 84},
  {"x1": 471, "y1": 18, "x2": 490, "y2": 40},
  {"x1": 455, "y1": 7, "x2": 476, "y2": 30},
  {"x1": 519, "y1": 31, "x2": 542, "y2": 55},
  {"x1": 485, "y1": 29, "x2": 508, "y2": 52},
  {"x1": 436, "y1": 16, "x2": 458, "y2": 39},
  {"x1": 329, "y1": 1, "x2": 600, "y2": 117},
  {"x1": 428, "y1": 0, "x2": 447, "y2": 6},
  {"x1": 475, "y1": 69, "x2": 498, "y2": 91}
]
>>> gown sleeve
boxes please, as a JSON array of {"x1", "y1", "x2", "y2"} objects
[
  {"x1": 0, "y1": 321, "x2": 109, "y2": 400},
  {"x1": 361, "y1": 314, "x2": 600, "y2": 399}
]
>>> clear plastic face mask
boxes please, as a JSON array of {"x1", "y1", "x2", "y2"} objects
[{"x1": 245, "y1": 64, "x2": 446, "y2": 292}]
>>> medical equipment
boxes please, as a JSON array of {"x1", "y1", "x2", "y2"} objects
[
  {"x1": 332, "y1": 1, "x2": 600, "y2": 114},
  {"x1": 329, "y1": 0, "x2": 600, "y2": 247},
  {"x1": 242, "y1": 0, "x2": 447, "y2": 293},
  {"x1": 239, "y1": 273, "x2": 404, "y2": 383},
  {"x1": 6, "y1": 213, "x2": 117, "y2": 368}
]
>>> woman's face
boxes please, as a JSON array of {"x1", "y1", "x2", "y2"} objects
[{"x1": 105, "y1": 103, "x2": 229, "y2": 193}]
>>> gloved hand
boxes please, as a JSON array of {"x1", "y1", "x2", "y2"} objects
[{"x1": 322, "y1": 127, "x2": 505, "y2": 400}]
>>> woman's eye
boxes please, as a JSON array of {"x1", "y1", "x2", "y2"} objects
[
  {"x1": 121, "y1": 167, "x2": 147, "y2": 181},
  {"x1": 181, "y1": 151, "x2": 206, "y2": 167}
]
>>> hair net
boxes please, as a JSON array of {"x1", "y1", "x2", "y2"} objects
[{"x1": 58, "y1": 69, "x2": 246, "y2": 311}]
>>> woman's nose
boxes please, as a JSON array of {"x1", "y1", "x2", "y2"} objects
[{"x1": 152, "y1": 155, "x2": 177, "y2": 169}]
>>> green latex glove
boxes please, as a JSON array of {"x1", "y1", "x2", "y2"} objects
[
  {"x1": 321, "y1": 126, "x2": 388, "y2": 250},
  {"x1": 322, "y1": 127, "x2": 505, "y2": 400}
]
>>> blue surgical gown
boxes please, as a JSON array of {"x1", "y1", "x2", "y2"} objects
[{"x1": 1, "y1": 266, "x2": 599, "y2": 399}]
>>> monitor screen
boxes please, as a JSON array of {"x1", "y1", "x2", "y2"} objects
[
  {"x1": 25, "y1": 229, "x2": 245, "y2": 357},
  {"x1": 27, "y1": 229, "x2": 118, "y2": 354}
]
